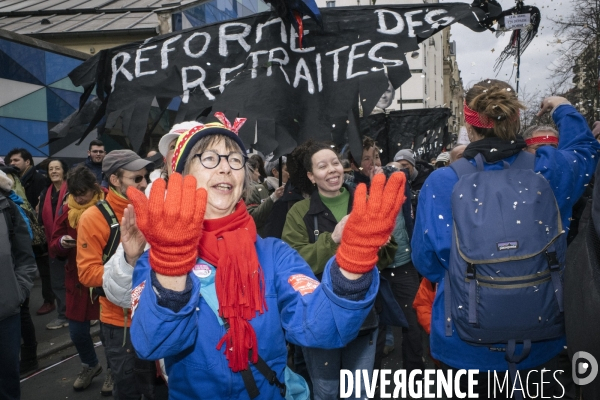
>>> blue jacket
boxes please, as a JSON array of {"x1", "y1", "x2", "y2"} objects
[
  {"x1": 130, "y1": 237, "x2": 379, "y2": 399},
  {"x1": 411, "y1": 104, "x2": 600, "y2": 371},
  {"x1": 8, "y1": 191, "x2": 32, "y2": 239}
]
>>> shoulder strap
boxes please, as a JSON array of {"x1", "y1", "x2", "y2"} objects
[
  {"x1": 96, "y1": 200, "x2": 121, "y2": 264},
  {"x1": 450, "y1": 157, "x2": 477, "y2": 179},
  {"x1": 313, "y1": 215, "x2": 319, "y2": 240},
  {"x1": 509, "y1": 150, "x2": 536, "y2": 170}
]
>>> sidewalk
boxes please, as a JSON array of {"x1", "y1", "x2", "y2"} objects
[{"x1": 28, "y1": 276, "x2": 100, "y2": 359}]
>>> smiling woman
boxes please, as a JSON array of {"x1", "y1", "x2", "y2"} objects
[{"x1": 119, "y1": 115, "x2": 406, "y2": 400}]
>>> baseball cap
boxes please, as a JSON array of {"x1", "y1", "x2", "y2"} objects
[{"x1": 102, "y1": 150, "x2": 154, "y2": 178}]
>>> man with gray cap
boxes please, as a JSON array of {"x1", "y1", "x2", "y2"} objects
[{"x1": 76, "y1": 149, "x2": 153, "y2": 399}]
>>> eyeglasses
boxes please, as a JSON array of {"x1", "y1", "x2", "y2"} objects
[
  {"x1": 123, "y1": 174, "x2": 150, "y2": 183},
  {"x1": 194, "y1": 151, "x2": 247, "y2": 170}
]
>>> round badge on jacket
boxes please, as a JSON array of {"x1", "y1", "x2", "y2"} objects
[{"x1": 193, "y1": 263, "x2": 212, "y2": 278}]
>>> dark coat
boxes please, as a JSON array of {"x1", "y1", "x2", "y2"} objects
[
  {"x1": 80, "y1": 158, "x2": 104, "y2": 186},
  {"x1": 49, "y1": 204, "x2": 100, "y2": 322},
  {"x1": 262, "y1": 181, "x2": 305, "y2": 239},
  {"x1": 411, "y1": 160, "x2": 433, "y2": 191},
  {"x1": 20, "y1": 166, "x2": 50, "y2": 210}
]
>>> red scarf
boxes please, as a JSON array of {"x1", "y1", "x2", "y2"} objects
[
  {"x1": 198, "y1": 200, "x2": 266, "y2": 372},
  {"x1": 42, "y1": 182, "x2": 67, "y2": 256}
]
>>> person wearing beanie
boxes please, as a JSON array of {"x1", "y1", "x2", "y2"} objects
[
  {"x1": 434, "y1": 152, "x2": 450, "y2": 169},
  {"x1": 116, "y1": 114, "x2": 407, "y2": 400},
  {"x1": 394, "y1": 149, "x2": 433, "y2": 214},
  {"x1": 76, "y1": 149, "x2": 153, "y2": 398}
]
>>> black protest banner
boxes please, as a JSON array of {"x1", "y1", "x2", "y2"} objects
[
  {"x1": 69, "y1": 2, "x2": 502, "y2": 158},
  {"x1": 361, "y1": 108, "x2": 451, "y2": 164}
]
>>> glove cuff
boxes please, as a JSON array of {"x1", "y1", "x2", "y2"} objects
[
  {"x1": 149, "y1": 248, "x2": 198, "y2": 276},
  {"x1": 335, "y1": 244, "x2": 378, "y2": 275}
]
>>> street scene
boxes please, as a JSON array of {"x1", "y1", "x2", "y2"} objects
[{"x1": 1, "y1": 0, "x2": 600, "y2": 399}]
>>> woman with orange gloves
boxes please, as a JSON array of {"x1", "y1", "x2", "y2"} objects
[{"x1": 119, "y1": 116, "x2": 407, "y2": 399}]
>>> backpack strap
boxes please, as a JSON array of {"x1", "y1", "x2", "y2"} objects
[
  {"x1": 449, "y1": 156, "x2": 478, "y2": 178},
  {"x1": 546, "y1": 242, "x2": 564, "y2": 312},
  {"x1": 505, "y1": 339, "x2": 531, "y2": 400},
  {"x1": 509, "y1": 150, "x2": 536, "y2": 170},
  {"x1": 313, "y1": 215, "x2": 319, "y2": 241},
  {"x1": 239, "y1": 350, "x2": 287, "y2": 399},
  {"x1": 444, "y1": 270, "x2": 453, "y2": 336},
  {"x1": 96, "y1": 200, "x2": 121, "y2": 264}
]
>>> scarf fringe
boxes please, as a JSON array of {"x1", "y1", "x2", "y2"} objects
[{"x1": 199, "y1": 201, "x2": 267, "y2": 373}]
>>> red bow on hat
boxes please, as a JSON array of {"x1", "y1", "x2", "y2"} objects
[{"x1": 214, "y1": 112, "x2": 247, "y2": 134}]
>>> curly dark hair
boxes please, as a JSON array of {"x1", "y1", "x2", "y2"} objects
[{"x1": 287, "y1": 140, "x2": 340, "y2": 195}]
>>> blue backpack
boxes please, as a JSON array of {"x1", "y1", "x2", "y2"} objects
[{"x1": 446, "y1": 152, "x2": 565, "y2": 372}]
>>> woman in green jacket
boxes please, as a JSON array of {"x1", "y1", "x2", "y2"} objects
[{"x1": 282, "y1": 140, "x2": 396, "y2": 400}]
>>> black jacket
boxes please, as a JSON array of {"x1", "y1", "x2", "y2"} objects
[
  {"x1": 262, "y1": 181, "x2": 305, "y2": 239},
  {"x1": 0, "y1": 192, "x2": 36, "y2": 321},
  {"x1": 79, "y1": 158, "x2": 104, "y2": 186},
  {"x1": 411, "y1": 160, "x2": 434, "y2": 191},
  {"x1": 20, "y1": 166, "x2": 50, "y2": 210}
]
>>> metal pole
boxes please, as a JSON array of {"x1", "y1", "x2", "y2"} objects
[
  {"x1": 516, "y1": 0, "x2": 523, "y2": 94},
  {"x1": 278, "y1": 156, "x2": 283, "y2": 187}
]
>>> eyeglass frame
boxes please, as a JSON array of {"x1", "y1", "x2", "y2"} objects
[{"x1": 193, "y1": 151, "x2": 248, "y2": 170}]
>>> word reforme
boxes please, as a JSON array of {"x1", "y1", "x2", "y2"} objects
[{"x1": 109, "y1": 8, "x2": 455, "y2": 101}]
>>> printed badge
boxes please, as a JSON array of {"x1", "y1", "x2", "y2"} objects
[
  {"x1": 131, "y1": 281, "x2": 146, "y2": 318},
  {"x1": 288, "y1": 274, "x2": 320, "y2": 296},
  {"x1": 193, "y1": 263, "x2": 212, "y2": 278},
  {"x1": 497, "y1": 241, "x2": 518, "y2": 251}
]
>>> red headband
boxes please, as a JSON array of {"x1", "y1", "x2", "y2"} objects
[
  {"x1": 464, "y1": 101, "x2": 494, "y2": 129},
  {"x1": 525, "y1": 136, "x2": 559, "y2": 146}
]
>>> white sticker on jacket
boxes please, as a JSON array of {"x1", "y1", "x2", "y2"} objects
[
  {"x1": 131, "y1": 281, "x2": 146, "y2": 319},
  {"x1": 192, "y1": 263, "x2": 212, "y2": 278},
  {"x1": 288, "y1": 274, "x2": 320, "y2": 296}
]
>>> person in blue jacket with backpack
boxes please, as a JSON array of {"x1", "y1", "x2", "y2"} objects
[
  {"x1": 118, "y1": 116, "x2": 407, "y2": 400},
  {"x1": 412, "y1": 79, "x2": 600, "y2": 399}
]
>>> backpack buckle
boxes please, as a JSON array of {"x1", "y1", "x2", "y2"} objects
[
  {"x1": 546, "y1": 251, "x2": 560, "y2": 270},
  {"x1": 466, "y1": 263, "x2": 476, "y2": 279}
]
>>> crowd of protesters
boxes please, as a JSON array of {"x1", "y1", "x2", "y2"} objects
[{"x1": 1, "y1": 78, "x2": 600, "y2": 400}]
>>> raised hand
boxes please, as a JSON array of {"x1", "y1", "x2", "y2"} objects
[
  {"x1": 126, "y1": 173, "x2": 207, "y2": 276},
  {"x1": 336, "y1": 172, "x2": 406, "y2": 275},
  {"x1": 121, "y1": 204, "x2": 147, "y2": 266}
]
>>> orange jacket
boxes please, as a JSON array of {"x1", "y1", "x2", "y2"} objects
[
  {"x1": 412, "y1": 277, "x2": 436, "y2": 334},
  {"x1": 77, "y1": 189, "x2": 131, "y2": 327}
]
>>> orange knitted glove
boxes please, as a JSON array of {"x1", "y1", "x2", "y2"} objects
[
  {"x1": 336, "y1": 172, "x2": 406, "y2": 274},
  {"x1": 126, "y1": 173, "x2": 207, "y2": 276}
]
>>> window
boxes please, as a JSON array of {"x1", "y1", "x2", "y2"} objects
[{"x1": 326, "y1": 1, "x2": 335, "y2": 7}]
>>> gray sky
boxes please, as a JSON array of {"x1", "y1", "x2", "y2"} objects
[{"x1": 441, "y1": 0, "x2": 571, "y2": 100}]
